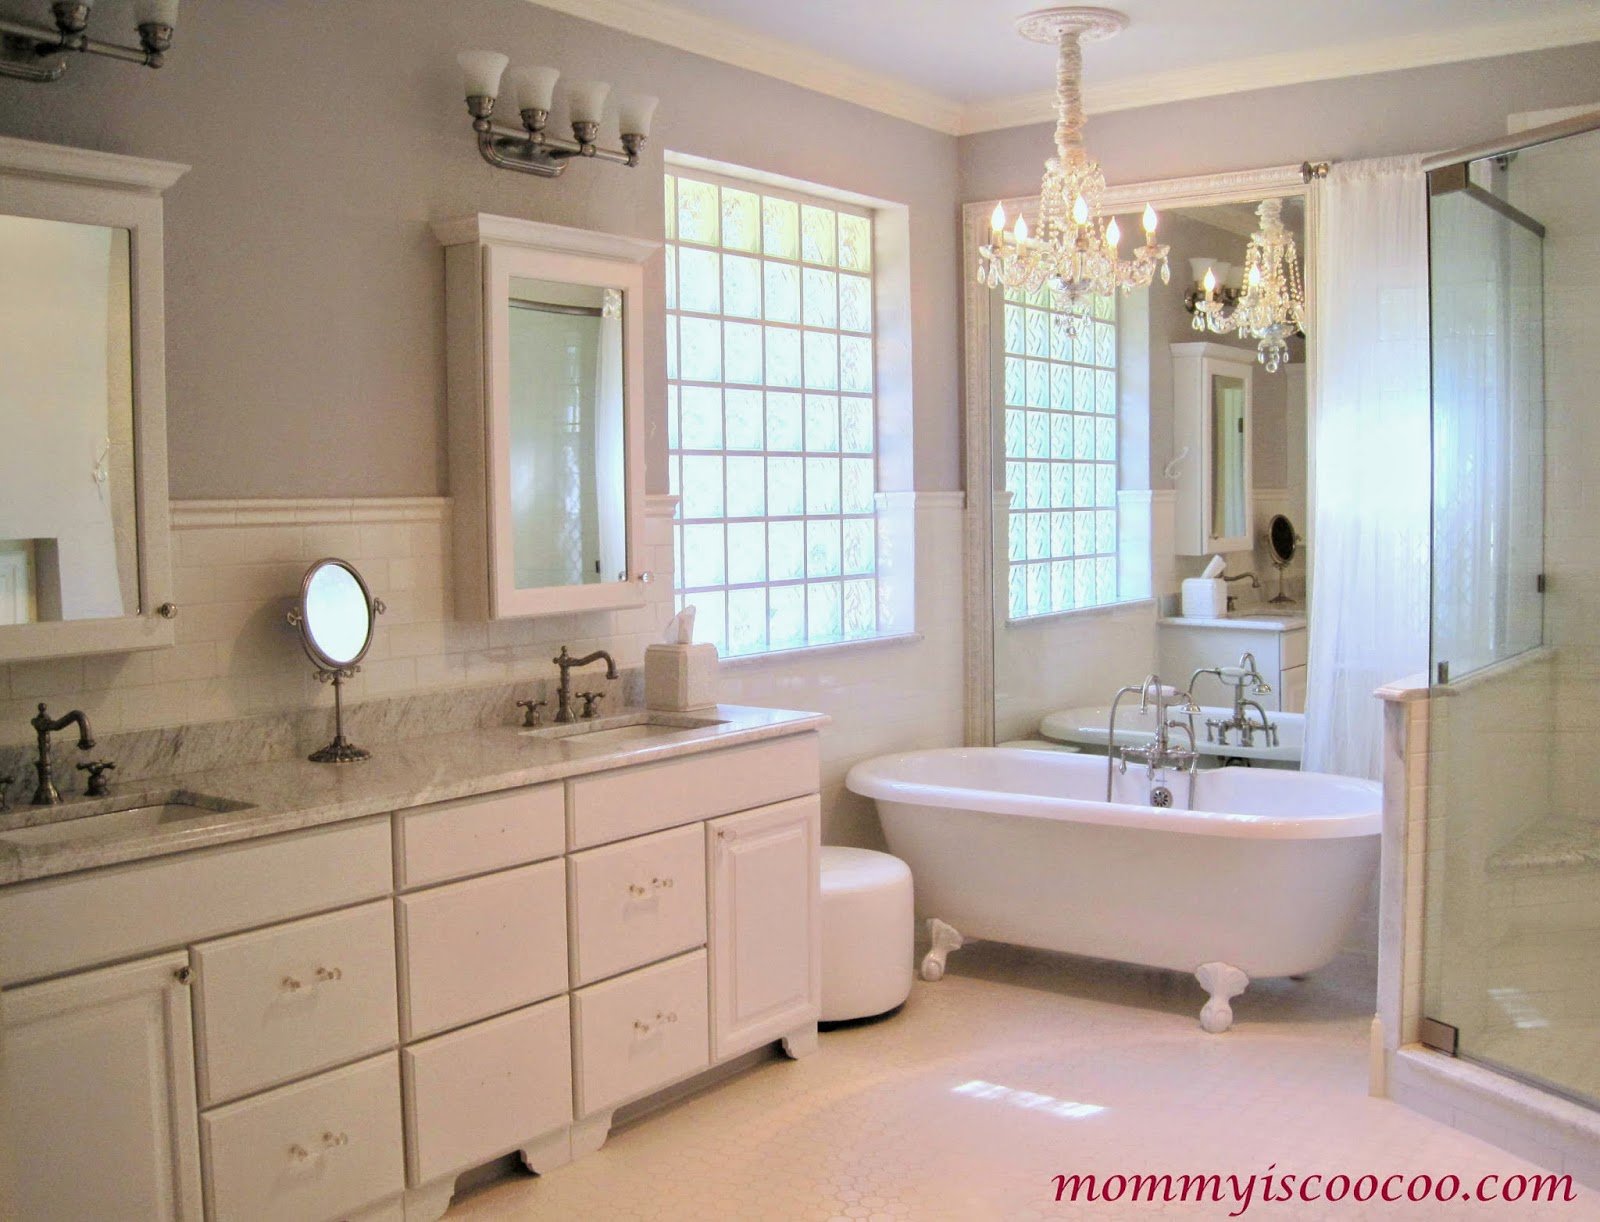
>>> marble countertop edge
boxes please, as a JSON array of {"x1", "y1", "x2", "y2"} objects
[{"x1": 0, "y1": 705, "x2": 829, "y2": 887}]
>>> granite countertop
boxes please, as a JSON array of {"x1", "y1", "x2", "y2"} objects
[
  {"x1": 1158, "y1": 610, "x2": 1308, "y2": 632},
  {"x1": 1488, "y1": 817, "x2": 1600, "y2": 876},
  {"x1": 0, "y1": 705, "x2": 827, "y2": 887}
]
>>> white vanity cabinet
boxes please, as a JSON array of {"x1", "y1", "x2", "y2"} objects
[
  {"x1": 1157, "y1": 616, "x2": 1308, "y2": 714},
  {"x1": 2, "y1": 951, "x2": 203, "y2": 1220},
  {"x1": 0, "y1": 723, "x2": 824, "y2": 1222}
]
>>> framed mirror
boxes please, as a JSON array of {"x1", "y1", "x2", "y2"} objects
[
  {"x1": 1172, "y1": 342, "x2": 1255, "y2": 555},
  {"x1": 435, "y1": 215, "x2": 656, "y2": 620},
  {"x1": 1267, "y1": 512, "x2": 1298, "y2": 605},
  {"x1": 0, "y1": 136, "x2": 187, "y2": 662},
  {"x1": 287, "y1": 558, "x2": 385, "y2": 763}
]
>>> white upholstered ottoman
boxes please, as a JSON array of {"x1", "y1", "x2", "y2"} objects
[{"x1": 820, "y1": 846, "x2": 914, "y2": 1021}]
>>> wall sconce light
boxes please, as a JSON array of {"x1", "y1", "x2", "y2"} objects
[
  {"x1": 1184, "y1": 257, "x2": 1243, "y2": 332},
  {"x1": 457, "y1": 50, "x2": 657, "y2": 179},
  {"x1": 0, "y1": 0, "x2": 177, "y2": 83}
]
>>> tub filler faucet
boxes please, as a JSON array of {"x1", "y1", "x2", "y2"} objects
[
  {"x1": 1105, "y1": 675, "x2": 1201, "y2": 806},
  {"x1": 1189, "y1": 652, "x2": 1278, "y2": 748}
]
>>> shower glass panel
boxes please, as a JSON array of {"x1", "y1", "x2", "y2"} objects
[{"x1": 1424, "y1": 121, "x2": 1600, "y2": 1111}]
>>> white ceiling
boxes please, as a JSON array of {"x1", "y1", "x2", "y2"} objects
[{"x1": 530, "y1": 0, "x2": 1600, "y2": 133}]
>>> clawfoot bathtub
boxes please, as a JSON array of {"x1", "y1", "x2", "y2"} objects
[{"x1": 845, "y1": 749, "x2": 1380, "y2": 1032}]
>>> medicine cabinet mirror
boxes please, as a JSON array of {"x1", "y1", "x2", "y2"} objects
[
  {"x1": 435, "y1": 214, "x2": 657, "y2": 619},
  {"x1": 1172, "y1": 342, "x2": 1255, "y2": 555},
  {"x1": 0, "y1": 136, "x2": 187, "y2": 662}
]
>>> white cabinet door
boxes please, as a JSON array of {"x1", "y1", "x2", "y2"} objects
[
  {"x1": 2, "y1": 951, "x2": 202, "y2": 1220},
  {"x1": 706, "y1": 795, "x2": 820, "y2": 1060}
]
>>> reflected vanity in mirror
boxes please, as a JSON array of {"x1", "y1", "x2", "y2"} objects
[
  {"x1": 287, "y1": 558, "x2": 386, "y2": 763},
  {"x1": 434, "y1": 214, "x2": 656, "y2": 619},
  {"x1": 1172, "y1": 342, "x2": 1254, "y2": 555},
  {"x1": 0, "y1": 136, "x2": 187, "y2": 662}
]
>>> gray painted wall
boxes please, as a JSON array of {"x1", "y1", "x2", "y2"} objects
[{"x1": 0, "y1": 0, "x2": 960, "y2": 498}]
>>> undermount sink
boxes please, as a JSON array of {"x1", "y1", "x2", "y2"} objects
[
  {"x1": 0, "y1": 791, "x2": 255, "y2": 848},
  {"x1": 522, "y1": 712, "x2": 728, "y2": 748}
]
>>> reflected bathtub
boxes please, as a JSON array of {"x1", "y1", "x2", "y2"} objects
[
  {"x1": 1038, "y1": 704, "x2": 1304, "y2": 766},
  {"x1": 845, "y1": 747, "x2": 1379, "y2": 1031}
]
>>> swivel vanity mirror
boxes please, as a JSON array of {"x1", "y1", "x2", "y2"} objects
[
  {"x1": 287, "y1": 558, "x2": 385, "y2": 763},
  {"x1": 1268, "y1": 512, "x2": 1299, "y2": 605}
]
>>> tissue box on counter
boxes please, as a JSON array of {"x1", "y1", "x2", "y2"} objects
[
  {"x1": 1181, "y1": 577, "x2": 1227, "y2": 618},
  {"x1": 645, "y1": 642, "x2": 720, "y2": 711}
]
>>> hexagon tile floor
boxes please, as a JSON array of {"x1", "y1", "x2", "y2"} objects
[{"x1": 450, "y1": 945, "x2": 1596, "y2": 1220}]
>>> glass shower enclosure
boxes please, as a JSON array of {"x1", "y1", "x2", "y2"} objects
[{"x1": 1424, "y1": 114, "x2": 1600, "y2": 1110}]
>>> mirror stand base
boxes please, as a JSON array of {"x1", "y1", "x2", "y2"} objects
[{"x1": 309, "y1": 668, "x2": 369, "y2": 764}]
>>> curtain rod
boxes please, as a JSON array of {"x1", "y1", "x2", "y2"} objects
[{"x1": 1422, "y1": 108, "x2": 1600, "y2": 173}]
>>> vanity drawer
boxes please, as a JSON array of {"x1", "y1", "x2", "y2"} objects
[
  {"x1": 396, "y1": 859, "x2": 567, "y2": 1040},
  {"x1": 1281, "y1": 627, "x2": 1308, "y2": 670},
  {"x1": 572, "y1": 949, "x2": 709, "y2": 1117},
  {"x1": 569, "y1": 824, "x2": 707, "y2": 985},
  {"x1": 0, "y1": 816, "x2": 392, "y2": 987},
  {"x1": 568, "y1": 733, "x2": 819, "y2": 849},
  {"x1": 193, "y1": 900, "x2": 398, "y2": 1106},
  {"x1": 395, "y1": 785, "x2": 564, "y2": 890},
  {"x1": 402, "y1": 995, "x2": 572, "y2": 1187},
  {"x1": 202, "y1": 1052, "x2": 405, "y2": 1222}
]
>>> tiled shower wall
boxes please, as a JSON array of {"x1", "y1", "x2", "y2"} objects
[{"x1": 0, "y1": 496, "x2": 965, "y2": 846}]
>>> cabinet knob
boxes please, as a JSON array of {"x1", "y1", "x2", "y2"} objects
[
  {"x1": 282, "y1": 975, "x2": 303, "y2": 992},
  {"x1": 157, "y1": 602, "x2": 178, "y2": 619},
  {"x1": 288, "y1": 1144, "x2": 312, "y2": 1163},
  {"x1": 652, "y1": 876, "x2": 674, "y2": 890},
  {"x1": 322, "y1": 1131, "x2": 349, "y2": 1149},
  {"x1": 315, "y1": 966, "x2": 344, "y2": 983},
  {"x1": 173, "y1": 965, "x2": 192, "y2": 985}
]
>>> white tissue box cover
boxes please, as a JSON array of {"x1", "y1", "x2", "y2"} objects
[
  {"x1": 644, "y1": 643, "x2": 720, "y2": 711},
  {"x1": 1181, "y1": 577, "x2": 1227, "y2": 618}
]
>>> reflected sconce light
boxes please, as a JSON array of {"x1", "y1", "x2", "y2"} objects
[
  {"x1": 0, "y1": 0, "x2": 178, "y2": 83},
  {"x1": 457, "y1": 51, "x2": 657, "y2": 179},
  {"x1": 1184, "y1": 257, "x2": 1243, "y2": 332}
]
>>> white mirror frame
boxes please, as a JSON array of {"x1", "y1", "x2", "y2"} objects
[
  {"x1": 1171, "y1": 342, "x2": 1256, "y2": 555},
  {"x1": 961, "y1": 163, "x2": 1320, "y2": 745},
  {"x1": 0, "y1": 136, "x2": 188, "y2": 663},
  {"x1": 434, "y1": 214, "x2": 657, "y2": 620}
]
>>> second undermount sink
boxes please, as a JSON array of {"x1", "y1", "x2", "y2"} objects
[
  {"x1": 0, "y1": 791, "x2": 255, "y2": 849},
  {"x1": 522, "y1": 711, "x2": 728, "y2": 749}
]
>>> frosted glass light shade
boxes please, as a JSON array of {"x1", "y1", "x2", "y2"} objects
[
  {"x1": 507, "y1": 65, "x2": 560, "y2": 113},
  {"x1": 566, "y1": 80, "x2": 611, "y2": 125},
  {"x1": 618, "y1": 95, "x2": 659, "y2": 138},
  {"x1": 134, "y1": 0, "x2": 179, "y2": 25},
  {"x1": 1187, "y1": 257, "x2": 1218, "y2": 285},
  {"x1": 457, "y1": 50, "x2": 509, "y2": 100}
]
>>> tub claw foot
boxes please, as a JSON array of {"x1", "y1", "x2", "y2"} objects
[
  {"x1": 922, "y1": 919, "x2": 964, "y2": 981},
  {"x1": 1195, "y1": 962, "x2": 1249, "y2": 1033}
]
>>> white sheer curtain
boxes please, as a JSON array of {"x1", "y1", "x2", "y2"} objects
[{"x1": 1303, "y1": 157, "x2": 1431, "y2": 777}]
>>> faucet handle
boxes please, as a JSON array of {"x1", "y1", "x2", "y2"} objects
[
  {"x1": 577, "y1": 691, "x2": 604, "y2": 719},
  {"x1": 77, "y1": 759, "x2": 116, "y2": 798},
  {"x1": 515, "y1": 698, "x2": 548, "y2": 728}
]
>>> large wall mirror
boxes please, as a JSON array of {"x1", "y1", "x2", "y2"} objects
[
  {"x1": 963, "y1": 166, "x2": 1314, "y2": 745},
  {"x1": 0, "y1": 136, "x2": 187, "y2": 662},
  {"x1": 436, "y1": 215, "x2": 655, "y2": 620}
]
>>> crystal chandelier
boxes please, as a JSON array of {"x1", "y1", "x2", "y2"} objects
[
  {"x1": 1186, "y1": 259, "x2": 1241, "y2": 334},
  {"x1": 976, "y1": 7, "x2": 1168, "y2": 337},
  {"x1": 1228, "y1": 198, "x2": 1306, "y2": 372}
]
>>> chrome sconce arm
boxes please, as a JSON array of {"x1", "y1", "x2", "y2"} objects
[
  {"x1": 457, "y1": 52, "x2": 656, "y2": 181},
  {"x1": 466, "y1": 95, "x2": 647, "y2": 179},
  {"x1": 0, "y1": 1, "x2": 178, "y2": 83}
]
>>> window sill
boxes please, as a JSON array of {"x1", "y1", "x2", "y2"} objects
[
  {"x1": 1004, "y1": 598, "x2": 1155, "y2": 629},
  {"x1": 717, "y1": 631, "x2": 925, "y2": 671}
]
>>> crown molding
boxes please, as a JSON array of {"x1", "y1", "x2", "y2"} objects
[
  {"x1": 957, "y1": 10, "x2": 1600, "y2": 134},
  {"x1": 524, "y1": 1, "x2": 1600, "y2": 138},
  {"x1": 523, "y1": 0, "x2": 964, "y2": 134},
  {"x1": 0, "y1": 134, "x2": 188, "y2": 193}
]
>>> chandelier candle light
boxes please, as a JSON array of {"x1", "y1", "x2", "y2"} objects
[
  {"x1": 1227, "y1": 197, "x2": 1306, "y2": 372},
  {"x1": 977, "y1": 7, "x2": 1169, "y2": 337}
]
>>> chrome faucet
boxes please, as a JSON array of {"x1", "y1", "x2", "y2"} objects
[
  {"x1": 29, "y1": 703, "x2": 94, "y2": 805},
  {"x1": 552, "y1": 647, "x2": 617, "y2": 723},
  {"x1": 1189, "y1": 652, "x2": 1278, "y2": 748},
  {"x1": 1105, "y1": 675, "x2": 1202, "y2": 806}
]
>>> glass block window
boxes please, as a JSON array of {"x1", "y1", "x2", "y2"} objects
[
  {"x1": 1001, "y1": 286, "x2": 1119, "y2": 618},
  {"x1": 666, "y1": 168, "x2": 878, "y2": 656}
]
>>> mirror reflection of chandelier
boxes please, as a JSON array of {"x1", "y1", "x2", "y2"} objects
[
  {"x1": 976, "y1": 7, "x2": 1169, "y2": 337},
  {"x1": 1228, "y1": 198, "x2": 1306, "y2": 372}
]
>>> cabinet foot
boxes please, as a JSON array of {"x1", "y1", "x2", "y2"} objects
[
  {"x1": 403, "y1": 1178, "x2": 456, "y2": 1222},
  {"x1": 571, "y1": 1111, "x2": 614, "y2": 1160},
  {"x1": 780, "y1": 1022, "x2": 818, "y2": 1059},
  {"x1": 519, "y1": 1125, "x2": 574, "y2": 1175}
]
